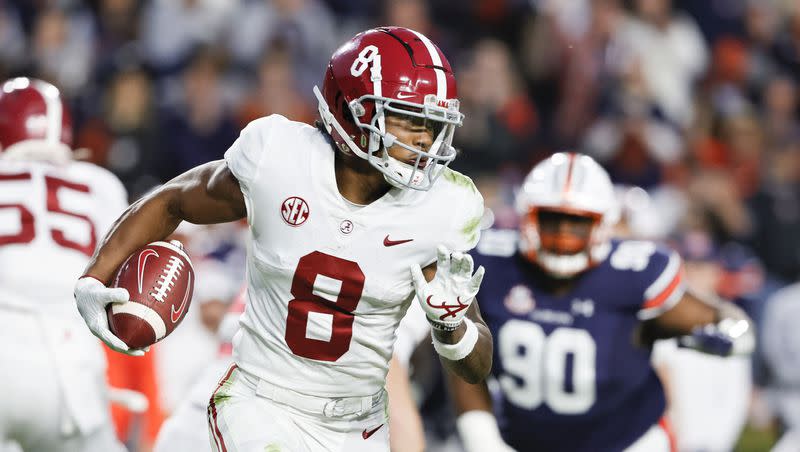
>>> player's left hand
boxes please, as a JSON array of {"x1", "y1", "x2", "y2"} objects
[{"x1": 410, "y1": 246, "x2": 485, "y2": 331}]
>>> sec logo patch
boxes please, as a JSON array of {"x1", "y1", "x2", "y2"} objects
[{"x1": 281, "y1": 196, "x2": 310, "y2": 226}]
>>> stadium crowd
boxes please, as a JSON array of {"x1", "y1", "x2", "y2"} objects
[{"x1": 2, "y1": 0, "x2": 799, "y2": 451}]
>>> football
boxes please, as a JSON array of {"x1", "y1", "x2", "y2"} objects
[{"x1": 108, "y1": 240, "x2": 194, "y2": 349}]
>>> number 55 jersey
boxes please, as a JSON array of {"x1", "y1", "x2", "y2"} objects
[
  {"x1": 472, "y1": 229, "x2": 685, "y2": 452},
  {"x1": 224, "y1": 114, "x2": 484, "y2": 399}
]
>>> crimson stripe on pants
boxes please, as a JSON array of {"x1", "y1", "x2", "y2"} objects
[{"x1": 208, "y1": 364, "x2": 237, "y2": 452}]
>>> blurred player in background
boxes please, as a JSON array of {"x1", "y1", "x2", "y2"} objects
[
  {"x1": 616, "y1": 186, "x2": 756, "y2": 452},
  {"x1": 75, "y1": 27, "x2": 492, "y2": 452},
  {"x1": 650, "y1": 236, "x2": 754, "y2": 452},
  {"x1": 0, "y1": 77, "x2": 127, "y2": 452},
  {"x1": 449, "y1": 153, "x2": 755, "y2": 452},
  {"x1": 761, "y1": 281, "x2": 800, "y2": 452}
]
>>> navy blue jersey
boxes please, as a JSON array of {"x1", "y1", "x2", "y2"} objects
[{"x1": 473, "y1": 229, "x2": 684, "y2": 452}]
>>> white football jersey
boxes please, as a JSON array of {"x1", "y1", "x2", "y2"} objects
[
  {"x1": 226, "y1": 115, "x2": 484, "y2": 398},
  {"x1": 0, "y1": 159, "x2": 128, "y2": 314}
]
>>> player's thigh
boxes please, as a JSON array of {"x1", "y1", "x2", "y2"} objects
[
  {"x1": 207, "y1": 368, "x2": 306, "y2": 452},
  {"x1": 209, "y1": 395, "x2": 308, "y2": 452},
  {"x1": 0, "y1": 313, "x2": 61, "y2": 451},
  {"x1": 155, "y1": 402, "x2": 213, "y2": 452},
  {"x1": 326, "y1": 405, "x2": 389, "y2": 452}
]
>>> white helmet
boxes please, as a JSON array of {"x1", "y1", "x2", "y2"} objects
[{"x1": 516, "y1": 152, "x2": 620, "y2": 277}]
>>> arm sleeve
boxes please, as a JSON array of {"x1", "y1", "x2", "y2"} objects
[
  {"x1": 223, "y1": 115, "x2": 278, "y2": 194},
  {"x1": 637, "y1": 247, "x2": 685, "y2": 320}
]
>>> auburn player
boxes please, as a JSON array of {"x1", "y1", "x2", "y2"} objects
[
  {"x1": 449, "y1": 153, "x2": 754, "y2": 452},
  {"x1": 0, "y1": 78, "x2": 127, "y2": 452},
  {"x1": 75, "y1": 27, "x2": 492, "y2": 452}
]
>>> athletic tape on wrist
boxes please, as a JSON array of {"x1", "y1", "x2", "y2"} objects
[{"x1": 431, "y1": 317, "x2": 479, "y2": 361}]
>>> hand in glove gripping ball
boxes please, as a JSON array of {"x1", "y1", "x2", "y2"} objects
[{"x1": 74, "y1": 276, "x2": 145, "y2": 356}]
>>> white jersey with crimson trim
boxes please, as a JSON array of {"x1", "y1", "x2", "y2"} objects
[
  {"x1": 0, "y1": 158, "x2": 128, "y2": 437},
  {"x1": 0, "y1": 159, "x2": 128, "y2": 313},
  {"x1": 224, "y1": 114, "x2": 484, "y2": 398}
]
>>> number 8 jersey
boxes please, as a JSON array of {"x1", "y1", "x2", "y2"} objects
[
  {"x1": 472, "y1": 229, "x2": 685, "y2": 452},
  {"x1": 224, "y1": 115, "x2": 484, "y2": 398}
]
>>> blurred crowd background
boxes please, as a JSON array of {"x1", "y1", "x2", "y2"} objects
[{"x1": 4, "y1": 0, "x2": 800, "y2": 451}]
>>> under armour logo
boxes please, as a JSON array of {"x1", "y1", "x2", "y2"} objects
[
  {"x1": 571, "y1": 298, "x2": 595, "y2": 318},
  {"x1": 426, "y1": 295, "x2": 469, "y2": 320}
]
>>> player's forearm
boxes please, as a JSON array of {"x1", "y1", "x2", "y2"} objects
[
  {"x1": 445, "y1": 369, "x2": 494, "y2": 414},
  {"x1": 84, "y1": 187, "x2": 185, "y2": 283},
  {"x1": 435, "y1": 308, "x2": 493, "y2": 383}
]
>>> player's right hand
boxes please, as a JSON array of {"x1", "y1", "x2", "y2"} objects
[{"x1": 74, "y1": 276, "x2": 145, "y2": 356}]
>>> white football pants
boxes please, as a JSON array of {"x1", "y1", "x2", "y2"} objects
[
  {"x1": 207, "y1": 365, "x2": 389, "y2": 452},
  {"x1": 654, "y1": 340, "x2": 751, "y2": 452},
  {"x1": 0, "y1": 307, "x2": 125, "y2": 452}
]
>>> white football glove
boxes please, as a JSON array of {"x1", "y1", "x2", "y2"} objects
[
  {"x1": 410, "y1": 246, "x2": 485, "y2": 331},
  {"x1": 74, "y1": 276, "x2": 145, "y2": 356}
]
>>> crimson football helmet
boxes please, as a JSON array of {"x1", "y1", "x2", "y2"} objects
[
  {"x1": 0, "y1": 77, "x2": 73, "y2": 162},
  {"x1": 516, "y1": 153, "x2": 620, "y2": 277},
  {"x1": 314, "y1": 27, "x2": 463, "y2": 191}
]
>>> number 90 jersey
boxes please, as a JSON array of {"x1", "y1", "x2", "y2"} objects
[
  {"x1": 0, "y1": 159, "x2": 128, "y2": 313},
  {"x1": 473, "y1": 229, "x2": 685, "y2": 452},
  {"x1": 224, "y1": 115, "x2": 484, "y2": 398}
]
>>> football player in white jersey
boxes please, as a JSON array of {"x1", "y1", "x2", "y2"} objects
[
  {"x1": 0, "y1": 78, "x2": 128, "y2": 452},
  {"x1": 75, "y1": 27, "x2": 492, "y2": 452}
]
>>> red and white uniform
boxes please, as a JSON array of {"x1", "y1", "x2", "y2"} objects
[
  {"x1": 154, "y1": 286, "x2": 245, "y2": 452},
  {"x1": 207, "y1": 114, "x2": 483, "y2": 451},
  {"x1": 0, "y1": 159, "x2": 128, "y2": 452}
]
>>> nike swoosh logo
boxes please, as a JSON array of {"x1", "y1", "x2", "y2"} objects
[
  {"x1": 171, "y1": 270, "x2": 192, "y2": 323},
  {"x1": 137, "y1": 249, "x2": 159, "y2": 294},
  {"x1": 383, "y1": 235, "x2": 414, "y2": 247},
  {"x1": 362, "y1": 424, "x2": 384, "y2": 440},
  {"x1": 395, "y1": 92, "x2": 415, "y2": 100}
]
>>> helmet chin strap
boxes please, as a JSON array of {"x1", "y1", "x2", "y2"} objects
[{"x1": 378, "y1": 137, "x2": 426, "y2": 190}]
